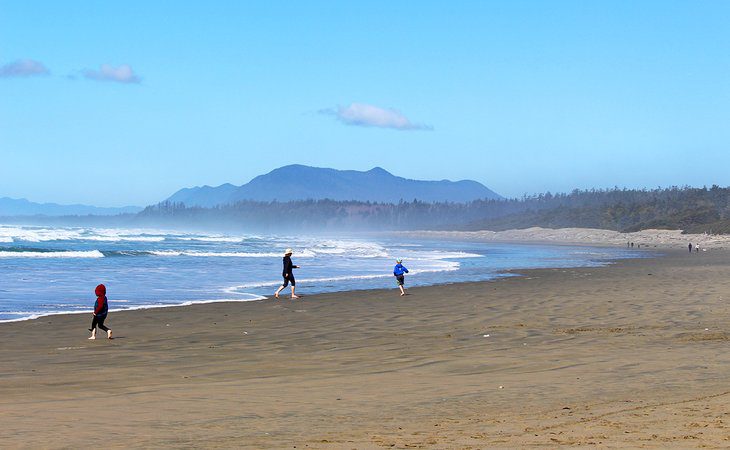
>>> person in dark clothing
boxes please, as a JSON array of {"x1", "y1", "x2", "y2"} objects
[
  {"x1": 274, "y1": 248, "x2": 300, "y2": 299},
  {"x1": 689, "y1": 243, "x2": 693, "y2": 253},
  {"x1": 393, "y1": 259, "x2": 409, "y2": 296},
  {"x1": 88, "y1": 284, "x2": 112, "y2": 339}
]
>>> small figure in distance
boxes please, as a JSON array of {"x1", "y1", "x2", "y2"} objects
[
  {"x1": 696, "y1": 244, "x2": 700, "y2": 253},
  {"x1": 88, "y1": 284, "x2": 112, "y2": 340},
  {"x1": 274, "y1": 248, "x2": 300, "y2": 299},
  {"x1": 689, "y1": 242, "x2": 693, "y2": 253},
  {"x1": 393, "y1": 258, "x2": 409, "y2": 296},
  {"x1": 630, "y1": 242, "x2": 634, "y2": 248}
]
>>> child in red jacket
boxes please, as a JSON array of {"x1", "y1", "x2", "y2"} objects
[{"x1": 89, "y1": 284, "x2": 112, "y2": 339}]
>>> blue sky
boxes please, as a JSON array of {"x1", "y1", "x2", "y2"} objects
[{"x1": 1, "y1": 1, "x2": 729, "y2": 206}]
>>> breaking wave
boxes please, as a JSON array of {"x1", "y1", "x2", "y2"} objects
[{"x1": 0, "y1": 250, "x2": 104, "y2": 258}]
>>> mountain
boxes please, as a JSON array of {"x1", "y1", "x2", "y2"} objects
[
  {"x1": 166, "y1": 165, "x2": 502, "y2": 206},
  {"x1": 0, "y1": 197, "x2": 142, "y2": 216}
]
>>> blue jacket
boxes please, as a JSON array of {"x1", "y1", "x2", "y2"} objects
[{"x1": 393, "y1": 263, "x2": 409, "y2": 276}]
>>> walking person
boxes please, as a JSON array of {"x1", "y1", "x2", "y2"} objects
[
  {"x1": 393, "y1": 258, "x2": 409, "y2": 296},
  {"x1": 88, "y1": 284, "x2": 112, "y2": 340},
  {"x1": 274, "y1": 248, "x2": 300, "y2": 299},
  {"x1": 689, "y1": 243, "x2": 693, "y2": 253}
]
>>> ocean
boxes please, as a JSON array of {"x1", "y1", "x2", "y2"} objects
[{"x1": 0, "y1": 224, "x2": 647, "y2": 322}]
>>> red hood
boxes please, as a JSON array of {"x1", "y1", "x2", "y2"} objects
[{"x1": 95, "y1": 284, "x2": 106, "y2": 297}]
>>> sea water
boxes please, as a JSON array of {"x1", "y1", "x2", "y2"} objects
[{"x1": 0, "y1": 224, "x2": 648, "y2": 322}]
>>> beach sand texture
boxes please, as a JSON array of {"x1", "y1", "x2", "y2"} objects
[
  {"x1": 407, "y1": 227, "x2": 730, "y2": 249},
  {"x1": 2, "y1": 248, "x2": 730, "y2": 448}
]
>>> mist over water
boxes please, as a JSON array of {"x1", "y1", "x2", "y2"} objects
[{"x1": 0, "y1": 224, "x2": 648, "y2": 322}]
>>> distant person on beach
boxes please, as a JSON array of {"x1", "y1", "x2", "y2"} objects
[
  {"x1": 274, "y1": 248, "x2": 300, "y2": 299},
  {"x1": 689, "y1": 243, "x2": 693, "y2": 253},
  {"x1": 393, "y1": 259, "x2": 409, "y2": 296},
  {"x1": 88, "y1": 284, "x2": 112, "y2": 340},
  {"x1": 630, "y1": 242, "x2": 634, "y2": 248},
  {"x1": 696, "y1": 244, "x2": 700, "y2": 253}
]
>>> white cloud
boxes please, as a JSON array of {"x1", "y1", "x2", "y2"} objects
[
  {"x1": 83, "y1": 64, "x2": 140, "y2": 84},
  {"x1": 0, "y1": 59, "x2": 50, "y2": 78},
  {"x1": 321, "y1": 103, "x2": 432, "y2": 130}
]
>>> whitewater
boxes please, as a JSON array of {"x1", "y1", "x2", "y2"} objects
[{"x1": 0, "y1": 224, "x2": 647, "y2": 322}]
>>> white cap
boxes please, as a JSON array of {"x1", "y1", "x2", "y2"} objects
[{"x1": 284, "y1": 248, "x2": 293, "y2": 255}]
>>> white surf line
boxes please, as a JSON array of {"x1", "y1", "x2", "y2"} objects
[
  {"x1": 0, "y1": 250, "x2": 104, "y2": 258},
  {"x1": 0, "y1": 296, "x2": 268, "y2": 324}
]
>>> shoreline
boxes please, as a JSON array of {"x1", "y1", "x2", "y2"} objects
[
  {"x1": 0, "y1": 294, "x2": 270, "y2": 324},
  {"x1": 0, "y1": 239, "x2": 648, "y2": 325},
  {"x1": 2, "y1": 246, "x2": 730, "y2": 447}
]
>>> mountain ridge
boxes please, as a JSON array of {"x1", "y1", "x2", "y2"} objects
[
  {"x1": 0, "y1": 197, "x2": 142, "y2": 216},
  {"x1": 166, "y1": 165, "x2": 502, "y2": 207}
]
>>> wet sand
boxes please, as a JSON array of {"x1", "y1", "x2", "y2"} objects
[{"x1": 2, "y1": 248, "x2": 730, "y2": 448}]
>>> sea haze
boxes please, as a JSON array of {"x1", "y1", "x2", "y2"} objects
[{"x1": 0, "y1": 224, "x2": 648, "y2": 322}]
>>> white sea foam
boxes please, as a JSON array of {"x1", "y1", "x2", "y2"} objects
[
  {"x1": 0, "y1": 313, "x2": 52, "y2": 323},
  {"x1": 410, "y1": 263, "x2": 460, "y2": 274},
  {"x1": 85, "y1": 236, "x2": 166, "y2": 242},
  {"x1": 177, "y1": 236, "x2": 244, "y2": 243},
  {"x1": 0, "y1": 226, "x2": 78, "y2": 242},
  {"x1": 0, "y1": 295, "x2": 267, "y2": 323},
  {"x1": 404, "y1": 250, "x2": 483, "y2": 259},
  {"x1": 300, "y1": 239, "x2": 390, "y2": 258},
  {"x1": 0, "y1": 225, "x2": 246, "y2": 244},
  {"x1": 222, "y1": 273, "x2": 395, "y2": 292},
  {"x1": 149, "y1": 250, "x2": 285, "y2": 258},
  {"x1": 232, "y1": 238, "x2": 393, "y2": 259},
  {"x1": 146, "y1": 248, "x2": 319, "y2": 258},
  {"x1": 0, "y1": 225, "x2": 171, "y2": 243},
  {"x1": 221, "y1": 262, "x2": 460, "y2": 293},
  {"x1": 121, "y1": 296, "x2": 267, "y2": 310},
  {"x1": 0, "y1": 250, "x2": 104, "y2": 258}
]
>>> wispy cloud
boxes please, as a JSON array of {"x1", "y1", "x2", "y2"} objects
[
  {"x1": 320, "y1": 103, "x2": 432, "y2": 130},
  {"x1": 0, "y1": 59, "x2": 50, "y2": 78},
  {"x1": 83, "y1": 64, "x2": 140, "y2": 84}
]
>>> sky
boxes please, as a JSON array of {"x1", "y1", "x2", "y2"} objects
[{"x1": 1, "y1": 1, "x2": 729, "y2": 206}]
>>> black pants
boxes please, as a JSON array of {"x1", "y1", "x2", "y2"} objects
[
  {"x1": 282, "y1": 274, "x2": 295, "y2": 287},
  {"x1": 90, "y1": 315, "x2": 109, "y2": 332}
]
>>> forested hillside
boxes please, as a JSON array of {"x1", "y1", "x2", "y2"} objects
[{"x1": 138, "y1": 185, "x2": 730, "y2": 234}]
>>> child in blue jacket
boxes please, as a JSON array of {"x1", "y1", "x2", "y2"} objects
[{"x1": 393, "y1": 259, "x2": 409, "y2": 296}]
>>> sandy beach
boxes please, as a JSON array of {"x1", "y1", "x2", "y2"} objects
[
  {"x1": 404, "y1": 227, "x2": 730, "y2": 250},
  {"x1": 2, "y1": 244, "x2": 730, "y2": 448}
]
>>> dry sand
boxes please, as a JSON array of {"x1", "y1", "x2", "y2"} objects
[
  {"x1": 405, "y1": 227, "x2": 730, "y2": 250},
  {"x1": 2, "y1": 246, "x2": 730, "y2": 448}
]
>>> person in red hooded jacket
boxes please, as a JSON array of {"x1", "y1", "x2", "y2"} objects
[{"x1": 88, "y1": 284, "x2": 112, "y2": 339}]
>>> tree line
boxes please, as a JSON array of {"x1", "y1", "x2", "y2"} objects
[{"x1": 137, "y1": 185, "x2": 730, "y2": 234}]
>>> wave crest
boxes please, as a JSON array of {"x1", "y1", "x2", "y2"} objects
[{"x1": 0, "y1": 250, "x2": 104, "y2": 259}]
